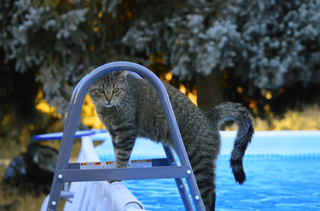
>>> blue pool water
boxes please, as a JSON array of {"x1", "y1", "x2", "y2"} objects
[
  {"x1": 120, "y1": 157, "x2": 320, "y2": 211},
  {"x1": 93, "y1": 131, "x2": 320, "y2": 211}
]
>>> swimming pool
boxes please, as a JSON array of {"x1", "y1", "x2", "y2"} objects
[
  {"x1": 118, "y1": 158, "x2": 320, "y2": 211},
  {"x1": 93, "y1": 131, "x2": 320, "y2": 211}
]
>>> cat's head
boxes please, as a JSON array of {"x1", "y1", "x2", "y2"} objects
[{"x1": 88, "y1": 69, "x2": 128, "y2": 108}]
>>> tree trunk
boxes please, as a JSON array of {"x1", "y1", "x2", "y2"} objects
[{"x1": 195, "y1": 69, "x2": 224, "y2": 112}]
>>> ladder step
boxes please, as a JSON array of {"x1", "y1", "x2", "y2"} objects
[
  {"x1": 67, "y1": 158, "x2": 170, "y2": 170},
  {"x1": 57, "y1": 166, "x2": 191, "y2": 182}
]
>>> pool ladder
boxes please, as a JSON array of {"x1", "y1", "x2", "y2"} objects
[{"x1": 46, "y1": 62, "x2": 206, "y2": 211}]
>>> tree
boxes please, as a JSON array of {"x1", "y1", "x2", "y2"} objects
[
  {"x1": 216, "y1": 0, "x2": 320, "y2": 119},
  {"x1": 121, "y1": 0, "x2": 320, "y2": 118},
  {"x1": 1, "y1": 0, "x2": 320, "y2": 131},
  {"x1": 0, "y1": 0, "x2": 144, "y2": 123}
]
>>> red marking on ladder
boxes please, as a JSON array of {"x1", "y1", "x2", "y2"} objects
[{"x1": 95, "y1": 162, "x2": 101, "y2": 165}]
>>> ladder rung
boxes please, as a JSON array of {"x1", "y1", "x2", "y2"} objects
[
  {"x1": 57, "y1": 166, "x2": 191, "y2": 182},
  {"x1": 67, "y1": 158, "x2": 170, "y2": 170}
]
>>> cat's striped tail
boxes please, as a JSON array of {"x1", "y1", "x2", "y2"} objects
[{"x1": 206, "y1": 102, "x2": 254, "y2": 184}]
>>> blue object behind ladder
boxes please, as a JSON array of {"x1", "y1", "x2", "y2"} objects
[{"x1": 46, "y1": 61, "x2": 206, "y2": 211}]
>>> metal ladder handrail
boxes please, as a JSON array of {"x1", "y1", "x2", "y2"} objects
[{"x1": 46, "y1": 61, "x2": 205, "y2": 211}]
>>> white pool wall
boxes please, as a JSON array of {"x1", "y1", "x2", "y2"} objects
[{"x1": 92, "y1": 131, "x2": 320, "y2": 161}]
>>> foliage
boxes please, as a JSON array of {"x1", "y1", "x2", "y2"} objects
[
  {"x1": 121, "y1": 0, "x2": 320, "y2": 118},
  {"x1": 0, "y1": 0, "x2": 142, "y2": 119},
  {"x1": 220, "y1": 0, "x2": 320, "y2": 118},
  {"x1": 1, "y1": 0, "x2": 320, "y2": 125},
  {"x1": 226, "y1": 105, "x2": 320, "y2": 131}
]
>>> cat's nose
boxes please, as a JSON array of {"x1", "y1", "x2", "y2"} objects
[{"x1": 105, "y1": 94, "x2": 112, "y2": 102}]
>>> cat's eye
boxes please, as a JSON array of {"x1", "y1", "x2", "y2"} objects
[
  {"x1": 98, "y1": 89, "x2": 104, "y2": 94},
  {"x1": 113, "y1": 88, "x2": 119, "y2": 93}
]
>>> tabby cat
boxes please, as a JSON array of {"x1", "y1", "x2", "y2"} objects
[{"x1": 88, "y1": 70, "x2": 254, "y2": 211}]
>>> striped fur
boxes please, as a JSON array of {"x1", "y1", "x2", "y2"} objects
[{"x1": 88, "y1": 71, "x2": 254, "y2": 211}]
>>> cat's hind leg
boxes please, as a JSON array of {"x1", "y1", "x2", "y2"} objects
[{"x1": 187, "y1": 140, "x2": 219, "y2": 211}]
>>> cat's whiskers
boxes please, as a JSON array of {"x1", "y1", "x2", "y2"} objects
[
  {"x1": 121, "y1": 101, "x2": 132, "y2": 114},
  {"x1": 114, "y1": 104, "x2": 121, "y2": 116},
  {"x1": 117, "y1": 103, "x2": 129, "y2": 117},
  {"x1": 115, "y1": 105, "x2": 122, "y2": 116}
]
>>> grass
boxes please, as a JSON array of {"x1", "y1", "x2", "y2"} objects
[
  {"x1": 0, "y1": 163, "x2": 66, "y2": 210},
  {"x1": 0, "y1": 137, "x2": 105, "y2": 210},
  {"x1": 0, "y1": 140, "x2": 81, "y2": 210}
]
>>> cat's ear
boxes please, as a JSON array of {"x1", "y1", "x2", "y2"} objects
[
  {"x1": 118, "y1": 70, "x2": 128, "y2": 78},
  {"x1": 88, "y1": 67, "x2": 95, "y2": 74}
]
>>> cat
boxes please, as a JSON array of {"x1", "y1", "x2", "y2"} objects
[{"x1": 88, "y1": 70, "x2": 254, "y2": 211}]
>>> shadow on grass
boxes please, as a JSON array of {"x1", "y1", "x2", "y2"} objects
[{"x1": 0, "y1": 163, "x2": 66, "y2": 211}]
